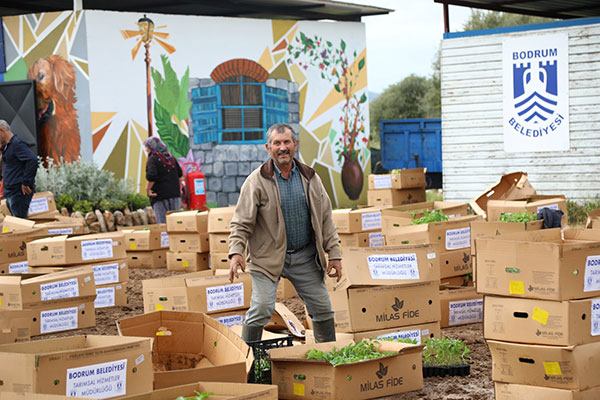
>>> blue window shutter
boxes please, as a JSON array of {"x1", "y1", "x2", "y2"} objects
[
  {"x1": 191, "y1": 86, "x2": 219, "y2": 144},
  {"x1": 265, "y1": 86, "x2": 289, "y2": 127}
]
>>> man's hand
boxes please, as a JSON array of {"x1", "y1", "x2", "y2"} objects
[
  {"x1": 21, "y1": 185, "x2": 32, "y2": 195},
  {"x1": 147, "y1": 189, "x2": 157, "y2": 197},
  {"x1": 229, "y1": 253, "x2": 246, "y2": 283},
  {"x1": 326, "y1": 259, "x2": 342, "y2": 282}
]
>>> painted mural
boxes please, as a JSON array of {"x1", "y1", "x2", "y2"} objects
[{"x1": 0, "y1": 11, "x2": 92, "y2": 162}]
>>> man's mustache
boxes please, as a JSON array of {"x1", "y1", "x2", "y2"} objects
[{"x1": 277, "y1": 150, "x2": 290, "y2": 156}]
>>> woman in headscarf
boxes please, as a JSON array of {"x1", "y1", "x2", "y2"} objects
[{"x1": 143, "y1": 136, "x2": 183, "y2": 223}]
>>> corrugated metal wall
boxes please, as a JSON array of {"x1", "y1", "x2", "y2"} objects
[{"x1": 441, "y1": 22, "x2": 600, "y2": 203}]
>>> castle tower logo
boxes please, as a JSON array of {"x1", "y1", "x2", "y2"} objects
[{"x1": 502, "y1": 33, "x2": 569, "y2": 153}]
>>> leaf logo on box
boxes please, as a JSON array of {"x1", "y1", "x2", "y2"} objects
[
  {"x1": 462, "y1": 253, "x2": 470, "y2": 263},
  {"x1": 528, "y1": 285, "x2": 534, "y2": 292},
  {"x1": 391, "y1": 298, "x2": 404, "y2": 312},
  {"x1": 19, "y1": 241, "x2": 26, "y2": 251},
  {"x1": 375, "y1": 362, "x2": 388, "y2": 379}
]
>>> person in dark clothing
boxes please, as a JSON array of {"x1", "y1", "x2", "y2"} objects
[
  {"x1": 0, "y1": 120, "x2": 37, "y2": 218},
  {"x1": 143, "y1": 136, "x2": 183, "y2": 223}
]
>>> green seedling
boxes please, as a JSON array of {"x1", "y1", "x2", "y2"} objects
[{"x1": 499, "y1": 211, "x2": 537, "y2": 223}]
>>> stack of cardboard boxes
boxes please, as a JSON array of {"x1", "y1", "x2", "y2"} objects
[
  {"x1": 476, "y1": 229, "x2": 600, "y2": 398},
  {"x1": 125, "y1": 224, "x2": 169, "y2": 269},
  {"x1": 166, "y1": 211, "x2": 210, "y2": 271},
  {"x1": 367, "y1": 168, "x2": 427, "y2": 207},
  {"x1": 207, "y1": 206, "x2": 236, "y2": 270},
  {"x1": 334, "y1": 207, "x2": 385, "y2": 249}
]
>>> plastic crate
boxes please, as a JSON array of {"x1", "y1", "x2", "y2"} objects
[{"x1": 247, "y1": 335, "x2": 294, "y2": 384}]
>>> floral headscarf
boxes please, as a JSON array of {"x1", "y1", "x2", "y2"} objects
[{"x1": 143, "y1": 136, "x2": 176, "y2": 170}]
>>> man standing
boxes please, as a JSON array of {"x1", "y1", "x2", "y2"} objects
[
  {"x1": 229, "y1": 123, "x2": 342, "y2": 344},
  {"x1": 0, "y1": 120, "x2": 37, "y2": 218}
]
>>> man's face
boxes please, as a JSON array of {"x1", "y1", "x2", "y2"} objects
[
  {"x1": 0, "y1": 128, "x2": 8, "y2": 145},
  {"x1": 266, "y1": 129, "x2": 298, "y2": 168}
]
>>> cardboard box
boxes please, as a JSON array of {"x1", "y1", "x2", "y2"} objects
[
  {"x1": 27, "y1": 192, "x2": 57, "y2": 217},
  {"x1": 0, "y1": 335, "x2": 153, "y2": 396},
  {"x1": 0, "y1": 265, "x2": 96, "y2": 310},
  {"x1": 494, "y1": 382, "x2": 600, "y2": 400},
  {"x1": 439, "y1": 287, "x2": 482, "y2": 328},
  {"x1": 440, "y1": 274, "x2": 473, "y2": 288},
  {"x1": 333, "y1": 245, "x2": 440, "y2": 291},
  {"x1": 339, "y1": 232, "x2": 384, "y2": 249},
  {"x1": 305, "y1": 321, "x2": 440, "y2": 345},
  {"x1": 487, "y1": 195, "x2": 568, "y2": 226},
  {"x1": 470, "y1": 219, "x2": 544, "y2": 256},
  {"x1": 166, "y1": 251, "x2": 209, "y2": 272},
  {"x1": 124, "y1": 225, "x2": 169, "y2": 250},
  {"x1": 367, "y1": 188, "x2": 426, "y2": 207},
  {"x1": 439, "y1": 249, "x2": 473, "y2": 279},
  {"x1": 31, "y1": 298, "x2": 96, "y2": 336},
  {"x1": 168, "y1": 233, "x2": 210, "y2": 253},
  {"x1": 27, "y1": 232, "x2": 127, "y2": 266},
  {"x1": 270, "y1": 340, "x2": 424, "y2": 400},
  {"x1": 209, "y1": 233, "x2": 230, "y2": 253},
  {"x1": 142, "y1": 271, "x2": 251, "y2": 315},
  {"x1": 117, "y1": 311, "x2": 252, "y2": 389},
  {"x1": 329, "y1": 280, "x2": 440, "y2": 333},
  {"x1": 488, "y1": 339, "x2": 600, "y2": 390},
  {"x1": 0, "y1": 393, "x2": 93, "y2": 399},
  {"x1": 127, "y1": 249, "x2": 167, "y2": 269},
  {"x1": 0, "y1": 310, "x2": 34, "y2": 344},
  {"x1": 586, "y1": 208, "x2": 600, "y2": 229},
  {"x1": 209, "y1": 309, "x2": 248, "y2": 328},
  {"x1": 470, "y1": 172, "x2": 536, "y2": 218},
  {"x1": 165, "y1": 210, "x2": 208, "y2": 233},
  {"x1": 28, "y1": 210, "x2": 61, "y2": 222},
  {"x1": 207, "y1": 206, "x2": 236, "y2": 233},
  {"x1": 3, "y1": 216, "x2": 86, "y2": 237},
  {"x1": 95, "y1": 283, "x2": 127, "y2": 308},
  {"x1": 0, "y1": 263, "x2": 64, "y2": 276},
  {"x1": 264, "y1": 303, "x2": 305, "y2": 338},
  {"x1": 476, "y1": 228, "x2": 600, "y2": 300},
  {"x1": 0, "y1": 229, "x2": 45, "y2": 265},
  {"x1": 277, "y1": 278, "x2": 297, "y2": 300},
  {"x1": 89, "y1": 259, "x2": 129, "y2": 286},
  {"x1": 368, "y1": 169, "x2": 426, "y2": 190},
  {"x1": 484, "y1": 295, "x2": 600, "y2": 345},
  {"x1": 116, "y1": 382, "x2": 277, "y2": 400},
  {"x1": 333, "y1": 207, "x2": 382, "y2": 233},
  {"x1": 381, "y1": 201, "x2": 470, "y2": 227},
  {"x1": 210, "y1": 252, "x2": 230, "y2": 269}
]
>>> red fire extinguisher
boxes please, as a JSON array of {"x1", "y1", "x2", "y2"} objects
[{"x1": 182, "y1": 162, "x2": 207, "y2": 211}]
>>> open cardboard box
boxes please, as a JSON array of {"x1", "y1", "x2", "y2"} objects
[
  {"x1": 114, "y1": 381, "x2": 277, "y2": 400},
  {"x1": 368, "y1": 169, "x2": 426, "y2": 190},
  {"x1": 494, "y1": 382, "x2": 600, "y2": 400},
  {"x1": 487, "y1": 194, "x2": 568, "y2": 226},
  {"x1": 586, "y1": 208, "x2": 600, "y2": 229},
  {"x1": 470, "y1": 219, "x2": 544, "y2": 257},
  {"x1": 0, "y1": 335, "x2": 153, "y2": 397},
  {"x1": 27, "y1": 232, "x2": 127, "y2": 266},
  {"x1": 469, "y1": 172, "x2": 536, "y2": 218},
  {"x1": 269, "y1": 339, "x2": 424, "y2": 400},
  {"x1": 484, "y1": 295, "x2": 600, "y2": 346},
  {"x1": 117, "y1": 311, "x2": 252, "y2": 389},
  {"x1": 488, "y1": 339, "x2": 600, "y2": 390},
  {"x1": 475, "y1": 228, "x2": 600, "y2": 300},
  {"x1": 439, "y1": 286, "x2": 482, "y2": 328},
  {"x1": 166, "y1": 210, "x2": 208, "y2": 233},
  {"x1": 305, "y1": 321, "x2": 440, "y2": 345},
  {"x1": 381, "y1": 201, "x2": 469, "y2": 227}
]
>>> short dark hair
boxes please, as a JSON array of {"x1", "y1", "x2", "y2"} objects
[{"x1": 266, "y1": 123, "x2": 297, "y2": 146}]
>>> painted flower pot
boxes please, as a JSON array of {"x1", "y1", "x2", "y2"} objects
[{"x1": 341, "y1": 154, "x2": 363, "y2": 200}]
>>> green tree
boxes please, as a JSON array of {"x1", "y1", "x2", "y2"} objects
[{"x1": 463, "y1": 10, "x2": 553, "y2": 31}]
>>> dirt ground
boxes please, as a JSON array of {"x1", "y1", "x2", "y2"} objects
[{"x1": 36, "y1": 268, "x2": 494, "y2": 399}]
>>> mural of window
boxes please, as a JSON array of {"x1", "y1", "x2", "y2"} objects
[{"x1": 191, "y1": 59, "x2": 289, "y2": 145}]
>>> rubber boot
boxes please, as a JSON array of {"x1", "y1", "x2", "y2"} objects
[
  {"x1": 312, "y1": 318, "x2": 336, "y2": 343},
  {"x1": 241, "y1": 324, "x2": 263, "y2": 344}
]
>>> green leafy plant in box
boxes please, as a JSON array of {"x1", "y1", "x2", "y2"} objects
[
  {"x1": 411, "y1": 209, "x2": 449, "y2": 225},
  {"x1": 420, "y1": 337, "x2": 471, "y2": 378},
  {"x1": 499, "y1": 211, "x2": 537, "y2": 223},
  {"x1": 175, "y1": 391, "x2": 213, "y2": 400},
  {"x1": 306, "y1": 340, "x2": 394, "y2": 366}
]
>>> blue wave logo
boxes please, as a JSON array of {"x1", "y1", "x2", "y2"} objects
[{"x1": 512, "y1": 60, "x2": 558, "y2": 123}]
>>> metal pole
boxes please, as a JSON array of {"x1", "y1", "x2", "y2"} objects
[
  {"x1": 145, "y1": 41, "x2": 153, "y2": 137},
  {"x1": 443, "y1": 3, "x2": 450, "y2": 33}
]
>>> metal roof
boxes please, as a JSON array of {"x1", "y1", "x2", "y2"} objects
[
  {"x1": 434, "y1": 0, "x2": 600, "y2": 20},
  {"x1": 0, "y1": 0, "x2": 391, "y2": 21}
]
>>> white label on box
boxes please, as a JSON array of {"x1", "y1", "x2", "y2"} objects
[
  {"x1": 95, "y1": 287, "x2": 116, "y2": 308},
  {"x1": 135, "y1": 354, "x2": 144, "y2": 366},
  {"x1": 216, "y1": 314, "x2": 244, "y2": 327},
  {"x1": 361, "y1": 212, "x2": 382, "y2": 231},
  {"x1": 448, "y1": 299, "x2": 484, "y2": 326},
  {"x1": 592, "y1": 300, "x2": 600, "y2": 336},
  {"x1": 367, "y1": 253, "x2": 420, "y2": 280},
  {"x1": 40, "y1": 306, "x2": 78, "y2": 334},
  {"x1": 421, "y1": 329, "x2": 430, "y2": 336},
  {"x1": 206, "y1": 282, "x2": 244, "y2": 312},
  {"x1": 445, "y1": 227, "x2": 471, "y2": 250},
  {"x1": 93, "y1": 263, "x2": 120, "y2": 285},
  {"x1": 160, "y1": 232, "x2": 170, "y2": 248},
  {"x1": 81, "y1": 239, "x2": 114, "y2": 261},
  {"x1": 537, "y1": 203, "x2": 559, "y2": 213},
  {"x1": 427, "y1": 252, "x2": 436, "y2": 259},
  {"x1": 66, "y1": 359, "x2": 127, "y2": 399},
  {"x1": 28, "y1": 197, "x2": 49, "y2": 214},
  {"x1": 40, "y1": 278, "x2": 79, "y2": 301},
  {"x1": 48, "y1": 228, "x2": 73, "y2": 235},
  {"x1": 584, "y1": 255, "x2": 600, "y2": 292},
  {"x1": 377, "y1": 328, "x2": 421, "y2": 345},
  {"x1": 368, "y1": 232, "x2": 384, "y2": 247},
  {"x1": 373, "y1": 175, "x2": 392, "y2": 189},
  {"x1": 8, "y1": 261, "x2": 28, "y2": 273}
]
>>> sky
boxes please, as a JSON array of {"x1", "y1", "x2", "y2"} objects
[{"x1": 353, "y1": 0, "x2": 474, "y2": 93}]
